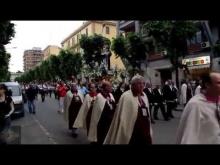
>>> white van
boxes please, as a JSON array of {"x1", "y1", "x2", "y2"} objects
[{"x1": 0, "y1": 82, "x2": 25, "y2": 118}]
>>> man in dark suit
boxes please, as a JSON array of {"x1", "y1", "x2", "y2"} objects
[
  {"x1": 153, "y1": 85, "x2": 169, "y2": 121},
  {"x1": 143, "y1": 82, "x2": 155, "y2": 124},
  {"x1": 163, "y1": 80, "x2": 176, "y2": 118}
]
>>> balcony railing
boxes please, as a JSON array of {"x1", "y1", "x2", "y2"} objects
[{"x1": 148, "y1": 52, "x2": 166, "y2": 61}]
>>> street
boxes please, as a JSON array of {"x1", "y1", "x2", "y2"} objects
[{"x1": 9, "y1": 94, "x2": 183, "y2": 144}]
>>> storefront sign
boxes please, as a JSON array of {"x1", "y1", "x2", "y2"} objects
[{"x1": 182, "y1": 56, "x2": 210, "y2": 67}]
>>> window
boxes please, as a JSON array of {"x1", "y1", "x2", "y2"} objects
[
  {"x1": 72, "y1": 38, "x2": 75, "y2": 46},
  {"x1": 77, "y1": 34, "x2": 80, "y2": 43},
  {"x1": 86, "y1": 28, "x2": 88, "y2": 36},
  {"x1": 106, "y1": 26, "x2": 110, "y2": 34}
]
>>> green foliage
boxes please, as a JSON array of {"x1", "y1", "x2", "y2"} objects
[
  {"x1": 0, "y1": 21, "x2": 15, "y2": 82},
  {"x1": 17, "y1": 49, "x2": 83, "y2": 83},
  {"x1": 0, "y1": 21, "x2": 15, "y2": 45},
  {"x1": 111, "y1": 32, "x2": 147, "y2": 70},
  {"x1": 79, "y1": 34, "x2": 111, "y2": 68},
  {"x1": 111, "y1": 35, "x2": 127, "y2": 59},
  {"x1": 143, "y1": 21, "x2": 198, "y2": 67},
  {"x1": 143, "y1": 21, "x2": 198, "y2": 87}
]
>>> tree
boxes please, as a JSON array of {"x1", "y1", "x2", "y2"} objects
[
  {"x1": 142, "y1": 21, "x2": 198, "y2": 88},
  {"x1": 49, "y1": 55, "x2": 61, "y2": 80},
  {"x1": 58, "y1": 49, "x2": 82, "y2": 80},
  {"x1": 79, "y1": 34, "x2": 111, "y2": 70},
  {"x1": 111, "y1": 32, "x2": 148, "y2": 76},
  {"x1": 0, "y1": 21, "x2": 15, "y2": 81}
]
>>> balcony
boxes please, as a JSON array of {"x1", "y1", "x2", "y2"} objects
[
  {"x1": 187, "y1": 41, "x2": 211, "y2": 55},
  {"x1": 148, "y1": 52, "x2": 166, "y2": 61},
  {"x1": 119, "y1": 21, "x2": 135, "y2": 32}
]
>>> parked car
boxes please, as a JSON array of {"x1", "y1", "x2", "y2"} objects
[{"x1": 0, "y1": 82, "x2": 25, "y2": 118}]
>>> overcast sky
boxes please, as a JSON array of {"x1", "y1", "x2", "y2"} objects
[{"x1": 5, "y1": 21, "x2": 85, "y2": 72}]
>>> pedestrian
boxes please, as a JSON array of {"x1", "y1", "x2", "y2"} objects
[
  {"x1": 186, "y1": 82, "x2": 193, "y2": 103},
  {"x1": 63, "y1": 84, "x2": 73, "y2": 123},
  {"x1": 66, "y1": 83, "x2": 84, "y2": 137},
  {"x1": 153, "y1": 85, "x2": 169, "y2": 121},
  {"x1": 176, "y1": 72, "x2": 220, "y2": 144},
  {"x1": 77, "y1": 81, "x2": 89, "y2": 96},
  {"x1": 0, "y1": 84, "x2": 15, "y2": 144},
  {"x1": 113, "y1": 82, "x2": 129, "y2": 104},
  {"x1": 73, "y1": 83, "x2": 97, "y2": 135},
  {"x1": 57, "y1": 81, "x2": 67, "y2": 113},
  {"x1": 180, "y1": 80, "x2": 187, "y2": 107},
  {"x1": 171, "y1": 81, "x2": 178, "y2": 111},
  {"x1": 143, "y1": 82, "x2": 155, "y2": 124},
  {"x1": 26, "y1": 84, "x2": 37, "y2": 114},
  {"x1": 163, "y1": 79, "x2": 175, "y2": 118},
  {"x1": 40, "y1": 84, "x2": 46, "y2": 102},
  {"x1": 88, "y1": 81, "x2": 116, "y2": 144},
  {"x1": 104, "y1": 75, "x2": 152, "y2": 144},
  {"x1": 194, "y1": 80, "x2": 202, "y2": 95}
]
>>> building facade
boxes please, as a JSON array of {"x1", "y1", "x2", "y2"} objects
[
  {"x1": 117, "y1": 20, "x2": 220, "y2": 87},
  {"x1": 23, "y1": 47, "x2": 43, "y2": 72},
  {"x1": 61, "y1": 21, "x2": 125, "y2": 70},
  {"x1": 43, "y1": 45, "x2": 61, "y2": 60}
]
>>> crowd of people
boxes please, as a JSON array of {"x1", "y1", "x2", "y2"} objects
[{"x1": 1, "y1": 71, "x2": 220, "y2": 144}]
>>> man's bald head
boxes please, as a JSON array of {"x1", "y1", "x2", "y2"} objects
[{"x1": 202, "y1": 71, "x2": 220, "y2": 96}]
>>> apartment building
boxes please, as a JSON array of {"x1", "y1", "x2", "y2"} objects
[
  {"x1": 61, "y1": 21, "x2": 125, "y2": 70},
  {"x1": 23, "y1": 47, "x2": 43, "y2": 72},
  {"x1": 117, "y1": 20, "x2": 220, "y2": 87},
  {"x1": 43, "y1": 45, "x2": 61, "y2": 60}
]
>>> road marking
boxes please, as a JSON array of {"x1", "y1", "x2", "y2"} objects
[{"x1": 32, "y1": 116, "x2": 58, "y2": 144}]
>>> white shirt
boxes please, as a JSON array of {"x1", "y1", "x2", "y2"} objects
[
  {"x1": 195, "y1": 85, "x2": 201, "y2": 95},
  {"x1": 158, "y1": 88, "x2": 162, "y2": 95},
  {"x1": 176, "y1": 93, "x2": 220, "y2": 144}
]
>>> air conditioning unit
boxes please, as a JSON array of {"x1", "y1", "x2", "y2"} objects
[{"x1": 201, "y1": 42, "x2": 210, "y2": 48}]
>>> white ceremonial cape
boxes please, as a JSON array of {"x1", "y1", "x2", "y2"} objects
[
  {"x1": 63, "y1": 90, "x2": 84, "y2": 122},
  {"x1": 176, "y1": 93, "x2": 220, "y2": 144},
  {"x1": 88, "y1": 93, "x2": 115, "y2": 142},
  {"x1": 63, "y1": 90, "x2": 73, "y2": 122},
  {"x1": 103, "y1": 90, "x2": 153, "y2": 144},
  {"x1": 73, "y1": 94, "x2": 95, "y2": 129},
  {"x1": 180, "y1": 83, "x2": 187, "y2": 105}
]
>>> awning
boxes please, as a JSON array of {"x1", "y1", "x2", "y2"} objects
[
  {"x1": 187, "y1": 64, "x2": 210, "y2": 70},
  {"x1": 151, "y1": 64, "x2": 172, "y2": 70}
]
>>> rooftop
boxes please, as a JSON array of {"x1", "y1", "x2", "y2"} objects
[{"x1": 61, "y1": 21, "x2": 116, "y2": 44}]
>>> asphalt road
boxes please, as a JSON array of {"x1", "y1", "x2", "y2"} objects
[{"x1": 11, "y1": 94, "x2": 89, "y2": 144}]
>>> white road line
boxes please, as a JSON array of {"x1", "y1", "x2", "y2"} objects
[{"x1": 32, "y1": 116, "x2": 58, "y2": 144}]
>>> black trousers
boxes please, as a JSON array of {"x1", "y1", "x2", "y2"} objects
[
  {"x1": 149, "y1": 104, "x2": 154, "y2": 121},
  {"x1": 153, "y1": 103, "x2": 168, "y2": 120},
  {"x1": 166, "y1": 102, "x2": 175, "y2": 117}
]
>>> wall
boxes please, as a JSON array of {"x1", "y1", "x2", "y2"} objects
[
  {"x1": 212, "y1": 57, "x2": 220, "y2": 72},
  {"x1": 144, "y1": 67, "x2": 161, "y2": 88}
]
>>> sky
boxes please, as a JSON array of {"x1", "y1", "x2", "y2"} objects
[{"x1": 5, "y1": 21, "x2": 85, "y2": 72}]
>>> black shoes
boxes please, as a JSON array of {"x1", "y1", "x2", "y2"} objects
[{"x1": 151, "y1": 120, "x2": 155, "y2": 124}]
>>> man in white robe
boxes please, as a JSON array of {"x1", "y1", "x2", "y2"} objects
[
  {"x1": 180, "y1": 80, "x2": 187, "y2": 106},
  {"x1": 176, "y1": 72, "x2": 220, "y2": 144},
  {"x1": 88, "y1": 81, "x2": 116, "y2": 144},
  {"x1": 73, "y1": 83, "x2": 97, "y2": 134},
  {"x1": 104, "y1": 75, "x2": 153, "y2": 144}
]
